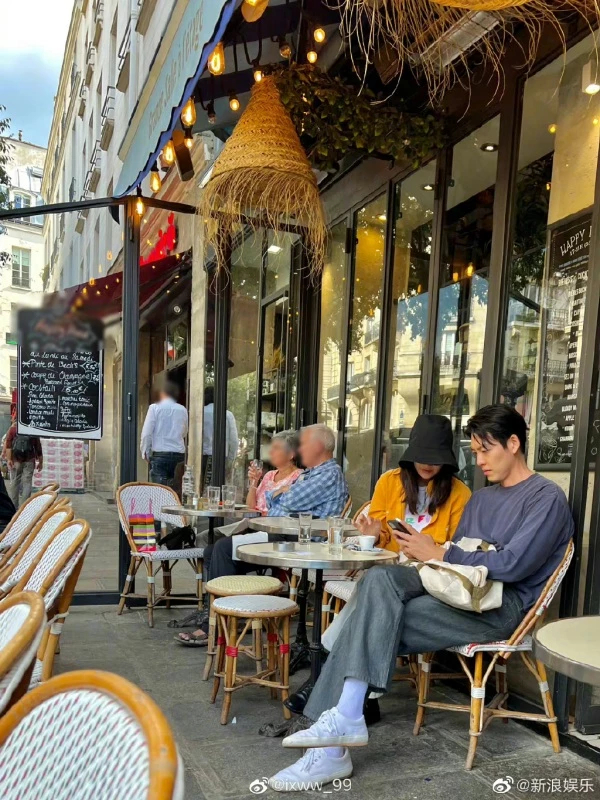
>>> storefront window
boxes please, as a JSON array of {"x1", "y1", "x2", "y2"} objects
[
  {"x1": 432, "y1": 116, "x2": 499, "y2": 486},
  {"x1": 381, "y1": 163, "x2": 436, "y2": 471},
  {"x1": 317, "y1": 222, "x2": 347, "y2": 443},
  {"x1": 343, "y1": 194, "x2": 387, "y2": 506}
]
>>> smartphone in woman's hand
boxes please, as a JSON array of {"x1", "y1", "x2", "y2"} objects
[{"x1": 389, "y1": 519, "x2": 413, "y2": 535}]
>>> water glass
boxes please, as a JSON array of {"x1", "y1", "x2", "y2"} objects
[
  {"x1": 207, "y1": 486, "x2": 221, "y2": 511},
  {"x1": 222, "y1": 485, "x2": 236, "y2": 511},
  {"x1": 298, "y1": 513, "x2": 312, "y2": 545},
  {"x1": 328, "y1": 516, "x2": 345, "y2": 557}
]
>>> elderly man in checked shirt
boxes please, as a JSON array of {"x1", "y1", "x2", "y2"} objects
[{"x1": 175, "y1": 424, "x2": 348, "y2": 647}]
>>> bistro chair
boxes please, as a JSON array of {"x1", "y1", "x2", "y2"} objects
[
  {"x1": 211, "y1": 594, "x2": 298, "y2": 725},
  {"x1": 0, "y1": 505, "x2": 74, "y2": 594},
  {"x1": 0, "y1": 592, "x2": 46, "y2": 715},
  {"x1": 202, "y1": 575, "x2": 283, "y2": 681},
  {"x1": 413, "y1": 540, "x2": 575, "y2": 770},
  {"x1": 116, "y1": 483, "x2": 205, "y2": 628},
  {"x1": 10, "y1": 521, "x2": 92, "y2": 688},
  {"x1": 0, "y1": 670, "x2": 183, "y2": 800},
  {"x1": 39, "y1": 483, "x2": 60, "y2": 493},
  {"x1": 0, "y1": 491, "x2": 58, "y2": 566}
]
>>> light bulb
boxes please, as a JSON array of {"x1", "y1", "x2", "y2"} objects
[
  {"x1": 307, "y1": 50, "x2": 318, "y2": 64},
  {"x1": 466, "y1": 263, "x2": 474, "y2": 277},
  {"x1": 181, "y1": 97, "x2": 197, "y2": 127},
  {"x1": 452, "y1": 271, "x2": 459, "y2": 283},
  {"x1": 163, "y1": 139, "x2": 175, "y2": 165},
  {"x1": 207, "y1": 101, "x2": 216, "y2": 125},
  {"x1": 253, "y1": 66, "x2": 263, "y2": 82},
  {"x1": 548, "y1": 123, "x2": 557, "y2": 135},
  {"x1": 208, "y1": 42, "x2": 225, "y2": 76},
  {"x1": 135, "y1": 196, "x2": 145, "y2": 217},
  {"x1": 279, "y1": 37, "x2": 292, "y2": 59},
  {"x1": 150, "y1": 169, "x2": 161, "y2": 193},
  {"x1": 229, "y1": 94, "x2": 240, "y2": 112},
  {"x1": 313, "y1": 27, "x2": 326, "y2": 43},
  {"x1": 184, "y1": 127, "x2": 194, "y2": 149}
]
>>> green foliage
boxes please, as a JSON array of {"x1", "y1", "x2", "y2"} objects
[
  {"x1": 272, "y1": 65, "x2": 446, "y2": 173},
  {"x1": 0, "y1": 106, "x2": 12, "y2": 267}
]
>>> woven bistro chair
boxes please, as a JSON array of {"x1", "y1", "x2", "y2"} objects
[
  {"x1": 0, "y1": 670, "x2": 183, "y2": 800},
  {"x1": 39, "y1": 483, "x2": 60, "y2": 492},
  {"x1": 117, "y1": 483, "x2": 205, "y2": 627},
  {"x1": 211, "y1": 594, "x2": 298, "y2": 725},
  {"x1": 413, "y1": 540, "x2": 574, "y2": 769},
  {"x1": 0, "y1": 491, "x2": 58, "y2": 566},
  {"x1": 0, "y1": 592, "x2": 46, "y2": 714},
  {"x1": 202, "y1": 575, "x2": 283, "y2": 681},
  {"x1": 0, "y1": 505, "x2": 74, "y2": 591},
  {"x1": 9, "y1": 521, "x2": 92, "y2": 688}
]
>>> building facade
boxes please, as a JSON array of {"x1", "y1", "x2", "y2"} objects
[{"x1": 0, "y1": 136, "x2": 46, "y2": 431}]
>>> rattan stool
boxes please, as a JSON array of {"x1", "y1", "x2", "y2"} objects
[
  {"x1": 210, "y1": 594, "x2": 298, "y2": 724},
  {"x1": 202, "y1": 575, "x2": 282, "y2": 681}
]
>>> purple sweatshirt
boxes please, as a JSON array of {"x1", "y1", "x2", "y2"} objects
[{"x1": 444, "y1": 473, "x2": 573, "y2": 611}]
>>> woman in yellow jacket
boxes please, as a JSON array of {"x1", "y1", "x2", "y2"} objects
[{"x1": 356, "y1": 414, "x2": 471, "y2": 552}]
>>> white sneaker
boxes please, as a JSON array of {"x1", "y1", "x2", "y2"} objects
[
  {"x1": 268, "y1": 748, "x2": 353, "y2": 792},
  {"x1": 282, "y1": 708, "x2": 368, "y2": 748}
]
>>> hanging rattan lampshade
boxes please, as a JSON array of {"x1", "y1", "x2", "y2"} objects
[{"x1": 199, "y1": 75, "x2": 326, "y2": 275}]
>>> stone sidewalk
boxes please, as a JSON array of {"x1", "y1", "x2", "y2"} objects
[{"x1": 56, "y1": 605, "x2": 600, "y2": 800}]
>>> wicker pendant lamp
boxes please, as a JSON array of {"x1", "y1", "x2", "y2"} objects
[{"x1": 199, "y1": 75, "x2": 326, "y2": 275}]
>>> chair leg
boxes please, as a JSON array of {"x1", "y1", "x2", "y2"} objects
[
  {"x1": 253, "y1": 619, "x2": 263, "y2": 673},
  {"x1": 267, "y1": 622, "x2": 279, "y2": 699},
  {"x1": 413, "y1": 652, "x2": 433, "y2": 735},
  {"x1": 195, "y1": 558, "x2": 204, "y2": 609},
  {"x1": 334, "y1": 597, "x2": 343, "y2": 617},
  {"x1": 280, "y1": 615, "x2": 291, "y2": 720},
  {"x1": 203, "y1": 594, "x2": 217, "y2": 682},
  {"x1": 118, "y1": 556, "x2": 137, "y2": 614},
  {"x1": 145, "y1": 559, "x2": 155, "y2": 628},
  {"x1": 161, "y1": 561, "x2": 172, "y2": 609},
  {"x1": 221, "y1": 614, "x2": 237, "y2": 725},
  {"x1": 466, "y1": 652, "x2": 484, "y2": 770},
  {"x1": 289, "y1": 573, "x2": 298, "y2": 600},
  {"x1": 321, "y1": 591, "x2": 331, "y2": 632},
  {"x1": 495, "y1": 657, "x2": 509, "y2": 723},
  {"x1": 211, "y1": 615, "x2": 226, "y2": 703},
  {"x1": 537, "y1": 659, "x2": 561, "y2": 753}
]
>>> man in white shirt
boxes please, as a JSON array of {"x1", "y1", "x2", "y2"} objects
[
  {"x1": 202, "y1": 386, "x2": 239, "y2": 486},
  {"x1": 140, "y1": 381, "x2": 188, "y2": 488}
]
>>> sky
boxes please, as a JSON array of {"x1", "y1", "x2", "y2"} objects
[{"x1": 0, "y1": 0, "x2": 73, "y2": 148}]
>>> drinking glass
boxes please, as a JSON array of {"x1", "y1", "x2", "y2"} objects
[
  {"x1": 298, "y1": 513, "x2": 312, "y2": 546},
  {"x1": 207, "y1": 486, "x2": 221, "y2": 511},
  {"x1": 222, "y1": 485, "x2": 236, "y2": 511},
  {"x1": 252, "y1": 459, "x2": 263, "y2": 471},
  {"x1": 328, "y1": 516, "x2": 345, "y2": 557}
]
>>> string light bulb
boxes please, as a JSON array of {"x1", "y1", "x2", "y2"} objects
[
  {"x1": 548, "y1": 123, "x2": 557, "y2": 134},
  {"x1": 163, "y1": 139, "x2": 175, "y2": 165},
  {"x1": 150, "y1": 168, "x2": 161, "y2": 193},
  {"x1": 253, "y1": 63, "x2": 263, "y2": 82},
  {"x1": 207, "y1": 101, "x2": 216, "y2": 125},
  {"x1": 229, "y1": 94, "x2": 240, "y2": 112},
  {"x1": 184, "y1": 127, "x2": 194, "y2": 149},
  {"x1": 313, "y1": 27, "x2": 326, "y2": 43},
  {"x1": 242, "y1": 0, "x2": 269, "y2": 21},
  {"x1": 466, "y1": 263, "x2": 474, "y2": 277},
  {"x1": 135, "y1": 189, "x2": 144, "y2": 217},
  {"x1": 181, "y1": 97, "x2": 197, "y2": 127},
  {"x1": 279, "y1": 36, "x2": 292, "y2": 59},
  {"x1": 208, "y1": 42, "x2": 225, "y2": 76},
  {"x1": 307, "y1": 50, "x2": 318, "y2": 64}
]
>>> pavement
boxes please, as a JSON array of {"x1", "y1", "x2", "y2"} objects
[{"x1": 55, "y1": 605, "x2": 600, "y2": 800}]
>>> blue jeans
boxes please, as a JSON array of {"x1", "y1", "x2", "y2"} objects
[{"x1": 149, "y1": 452, "x2": 184, "y2": 489}]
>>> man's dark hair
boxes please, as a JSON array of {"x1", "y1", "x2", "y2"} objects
[
  {"x1": 163, "y1": 380, "x2": 180, "y2": 402},
  {"x1": 204, "y1": 385, "x2": 215, "y2": 406},
  {"x1": 464, "y1": 404, "x2": 528, "y2": 453}
]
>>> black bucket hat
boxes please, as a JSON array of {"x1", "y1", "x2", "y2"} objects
[{"x1": 398, "y1": 415, "x2": 459, "y2": 472}]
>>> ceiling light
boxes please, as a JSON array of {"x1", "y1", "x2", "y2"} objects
[
  {"x1": 582, "y1": 59, "x2": 600, "y2": 94},
  {"x1": 268, "y1": 244, "x2": 282, "y2": 254},
  {"x1": 208, "y1": 42, "x2": 225, "y2": 76},
  {"x1": 149, "y1": 168, "x2": 161, "y2": 193},
  {"x1": 422, "y1": 183, "x2": 434, "y2": 191},
  {"x1": 181, "y1": 97, "x2": 197, "y2": 127},
  {"x1": 307, "y1": 50, "x2": 318, "y2": 64},
  {"x1": 229, "y1": 94, "x2": 240, "y2": 112},
  {"x1": 163, "y1": 139, "x2": 175, "y2": 165},
  {"x1": 253, "y1": 62, "x2": 263, "y2": 82},
  {"x1": 313, "y1": 27, "x2": 326, "y2": 44},
  {"x1": 480, "y1": 142, "x2": 498, "y2": 152}
]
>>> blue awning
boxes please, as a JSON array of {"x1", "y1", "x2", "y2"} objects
[{"x1": 115, "y1": 0, "x2": 238, "y2": 197}]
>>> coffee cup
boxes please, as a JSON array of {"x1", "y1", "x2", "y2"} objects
[{"x1": 358, "y1": 535, "x2": 376, "y2": 551}]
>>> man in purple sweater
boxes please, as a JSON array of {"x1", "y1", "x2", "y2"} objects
[{"x1": 269, "y1": 405, "x2": 574, "y2": 791}]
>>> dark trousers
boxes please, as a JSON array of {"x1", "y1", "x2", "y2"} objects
[
  {"x1": 305, "y1": 564, "x2": 524, "y2": 721},
  {"x1": 203, "y1": 533, "x2": 288, "y2": 582},
  {"x1": 149, "y1": 452, "x2": 185, "y2": 489}
]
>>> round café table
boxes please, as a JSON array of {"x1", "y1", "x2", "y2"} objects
[
  {"x1": 533, "y1": 616, "x2": 600, "y2": 687},
  {"x1": 248, "y1": 517, "x2": 356, "y2": 537},
  {"x1": 237, "y1": 542, "x2": 396, "y2": 682},
  {"x1": 161, "y1": 505, "x2": 260, "y2": 545}
]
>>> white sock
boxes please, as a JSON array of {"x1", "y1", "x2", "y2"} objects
[
  {"x1": 325, "y1": 747, "x2": 344, "y2": 758},
  {"x1": 336, "y1": 677, "x2": 368, "y2": 720}
]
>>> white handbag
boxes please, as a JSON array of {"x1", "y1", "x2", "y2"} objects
[{"x1": 415, "y1": 537, "x2": 503, "y2": 613}]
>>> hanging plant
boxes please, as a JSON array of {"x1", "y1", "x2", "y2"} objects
[{"x1": 272, "y1": 65, "x2": 446, "y2": 173}]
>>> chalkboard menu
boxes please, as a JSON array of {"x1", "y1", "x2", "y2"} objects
[
  {"x1": 536, "y1": 212, "x2": 591, "y2": 468},
  {"x1": 17, "y1": 309, "x2": 104, "y2": 440}
]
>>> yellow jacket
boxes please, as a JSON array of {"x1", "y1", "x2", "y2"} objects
[{"x1": 367, "y1": 469, "x2": 471, "y2": 554}]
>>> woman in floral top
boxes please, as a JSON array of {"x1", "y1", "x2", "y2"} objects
[{"x1": 247, "y1": 430, "x2": 302, "y2": 514}]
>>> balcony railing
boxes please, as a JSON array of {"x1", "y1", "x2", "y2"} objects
[
  {"x1": 347, "y1": 370, "x2": 376, "y2": 392},
  {"x1": 116, "y1": 21, "x2": 131, "y2": 92},
  {"x1": 363, "y1": 321, "x2": 380, "y2": 345},
  {"x1": 85, "y1": 44, "x2": 96, "y2": 86},
  {"x1": 59, "y1": 213, "x2": 65, "y2": 242},
  {"x1": 100, "y1": 86, "x2": 116, "y2": 150},
  {"x1": 78, "y1": 83, "x2": 88, "y2": 117},
  {"x1": 84, "y1": 141, "x2": 102, "y2": 194},
  {"x1": 92, "y1": 0, "x2": 104, "y2": 46},
  {"x1": 327, "y1": 384, "x2": 340, "y2": 402}
]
